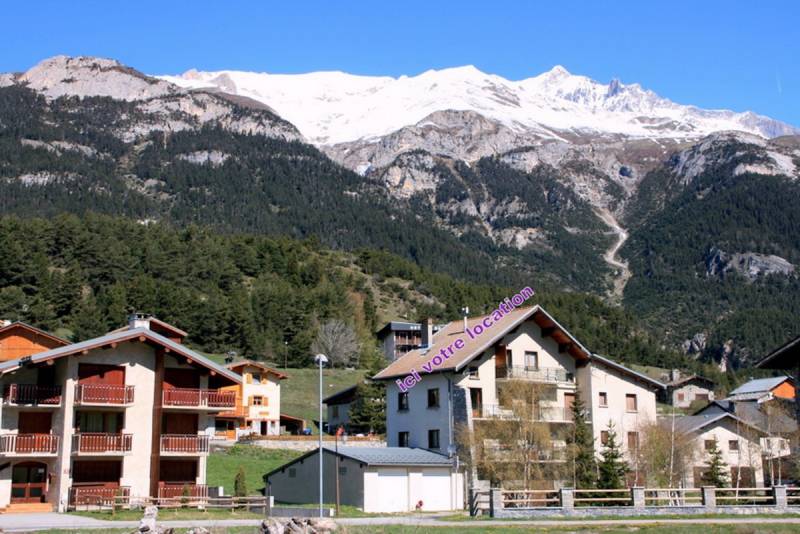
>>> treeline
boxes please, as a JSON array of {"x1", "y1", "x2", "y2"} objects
[{"x1": 0, "y1": 214, "x2": 722, "y2": 381}]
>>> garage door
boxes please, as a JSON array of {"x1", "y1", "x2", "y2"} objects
[
  {"x1": 417, "y1": 468, "x2": 452, "y2": 511},
  {"x1": 375, "y1": 468, "x2": 408, "y2": 512}
]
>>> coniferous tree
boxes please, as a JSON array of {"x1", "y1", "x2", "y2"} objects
[
  {"x1": 234, "y1": 466, "x2": 248, "y2": 497},
  {"x1": 348, "y1": 359, "x2": 387, "y2": 434},
  {"x1": 597, "y1": 422, "x2": 629, "y2": 489},
  {"x1": 70, "y1": 292, "x2": 106, "y2": 341},
  {"x1": 566, "y1": 391, "x2": 597, "y2": 488},
  {"x1": 701, "y1": 439, "x2": 729, "y2": 488}
]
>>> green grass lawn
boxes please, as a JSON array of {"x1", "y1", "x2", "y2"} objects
[
  {"x1": 207, "y1": 445, "x2": 303, "y2": 495},
  {"x1": 272, "y1": 367, "x2": 365, "y2": 429},
  {"x1": 70, "y1": 508, "x2": 264, "y2": 521},
  {"x1": 347, "y1": 526, "x2": 800, "y2": 534}
]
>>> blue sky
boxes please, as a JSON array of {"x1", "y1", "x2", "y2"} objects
[{"x1": 5, "y1": 1, "x2": 799, "y2": 125}]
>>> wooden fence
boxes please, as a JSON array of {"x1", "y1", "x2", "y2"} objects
[{"x1": 482, "y1": 486, "x2": 800, "y2": 517}]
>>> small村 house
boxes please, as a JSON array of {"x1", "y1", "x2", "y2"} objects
[
  {"x1": 0, "y1": 314, "x2": 240, "y2": 513},
  {"x1": 214, "y1": 360, "x2": 287, "y2": 439}
]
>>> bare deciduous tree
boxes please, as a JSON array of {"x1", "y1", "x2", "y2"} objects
[
  {"x1": 635, "y1": 416, "x2": 695, "y2": 488},
  {"x1": 311, "y1": 320, "x2": 359, "y2": 368}
]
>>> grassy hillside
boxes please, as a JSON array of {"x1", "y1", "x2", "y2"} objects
[
  {"x1": 280, "y1": 368, "x2": 365, "y2": 427},
  {"x1": 207, "y1": 445, "x2": 302, "y2": 495}
]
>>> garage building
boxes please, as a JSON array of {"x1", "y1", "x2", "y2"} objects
[{"x1": 264, "y1": 446, "x2": 464, "y2": 513}]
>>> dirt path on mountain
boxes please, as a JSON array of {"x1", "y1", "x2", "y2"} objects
[{"x1": 596, "y1": 208, "x2": 631, "y2": 300}]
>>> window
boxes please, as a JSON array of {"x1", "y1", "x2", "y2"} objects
[
  {"x1": 598, "y1": 392, "x2": 608, "y2": 407},
  {"x1": 627, "y1": 432, "x2": 639, "y2": 450},
  {"x1": 704, "y1": 440, "x2": 716, "y2": 451},
  {"x1": 427, "y1": 388, "x2": 440, "y2": 408},
  {"x1": 728, "y1": 440, "x2": 739, "y2": 451},
  {"x1": 467, "y1": 366, "x2": 479, "y2": 379},
  {"x1": 524, "y1": 351, "x2": 539, "y2": 370},
  {"x1": 428, "y1": 429, "x2": 440, "y2": 449},
  {"x1": 398, "y1": 392, "x2": 409, "y2": 411},
  {"x1": 252, "y1": 373, "x2": 262, "y2": 384},
  {"x1": 625, "y1": 394, "x2": 638, "y2": 412},
  {"x1": 252, "y1": 396, "x2": 263, "y2": 406},
  {"x1": 696, "y1": 393, "x2": 709, "y2": 401},
  {"x1": 677, "y1": 392, "x2": 685, "y2": 402},
  {"x1": 288, "y1": 468, "x2": 296, "y2": 478},
  {"x1": 332, "y1": 406, "x2": 339, "y2": 418},
  {"x1": 600, "y1": 431, "x2": 609, "y2": 446},
  {"x1": 398, "y1": 431, "x2": 410, "y2": 447}
]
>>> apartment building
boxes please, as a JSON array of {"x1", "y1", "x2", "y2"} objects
[
  {"x1": 374, "y1": 305, "x2": 663, "y2": 486},
  {"x1": 377, "y1": 321, "x2": 423, "y2": 361},
  {"x1": 0, "y1": 315, "x2": 240, "y2": 512},
  {"x1": 214, "y1": 360, "x2": 287, "y2": 439}
]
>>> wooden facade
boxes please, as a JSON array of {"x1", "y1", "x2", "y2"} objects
[{"x1": 0, "y1": 322, "x2": 69, "y2": 361}]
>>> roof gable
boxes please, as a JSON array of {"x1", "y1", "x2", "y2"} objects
[
  {"x1": 729, "y1": 376, "x2": 794, "y2": 396},
  {"x1": 226, "y1": 359, "x2": 288, "y2": 379},
  {"x1": 0, "y1": 321, "x2": 70, "y2": 347},
  {"x1": 0, "y1": 327, "x2": 240, "y2": 384},
  {"x1": 374, "y1": 305, "x2": 592, "y2": 380}
]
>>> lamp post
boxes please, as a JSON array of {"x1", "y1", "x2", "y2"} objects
[{"x1": 314, "y1": 353, "x2": 329, "y2": 518}]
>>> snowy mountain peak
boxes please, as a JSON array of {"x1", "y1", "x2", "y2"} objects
[{"x1": 159, "y1": 64, "x2": 798, "y2": 145}]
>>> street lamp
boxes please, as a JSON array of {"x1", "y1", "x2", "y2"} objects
[{"x1": 314, "y1": 353, "x2": 329, "y2": 518}]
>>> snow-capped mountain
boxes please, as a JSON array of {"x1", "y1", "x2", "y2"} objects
[{"x1": 159, "y1": 64, "x2": 798, "y2": 146}]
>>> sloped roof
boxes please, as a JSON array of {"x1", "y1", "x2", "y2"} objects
[
  {"x1": 263, "y1": 446, "x2": 453, "y2": 479},
  {"x1": 374, "y1": 305, "x2": 592, "y2": 380},
  {"x1": 757, "y1": 335, "x2": 800, "y2": 370},
  {"x1": 590, "y1": 354, "x2": 665, "y2": 390},
  {"x1": 226, "y1": 359, "x2": 288, "y2": 379},
  {"x1": 323, "y1": 384, "x2": 359, "y2": 405},
  {"x1": 729, "y1": 376, "x2": 793, "y2": 396},
  {"x1": 694, "y1": 399, "x2": 797, "y2": 434},
  {"x1": 0, "y1": 327, "x2": 240, "y2": 384},
  {"x1": 0, "y1": 321, "x2": 70, "y2": 347},
  {"x1": 673, "y1": 412, "x2": 765, "y2": 436},
  {"x1": 667, "y1": 374, "x2": 714, "y2": 388}
]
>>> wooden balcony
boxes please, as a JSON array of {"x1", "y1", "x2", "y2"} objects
[
  {"x1": 69, "y1": 485, "x2": 130, "y2": 508},
  {"x1": 0, "y1": 433, "x2": 60, "y2": 456},
  {"x1": 72, "y1": 433, "x2": 133, "y2": 455},
  {"x1": 162, "y1": 388, "x2": 236, "y2": 410},
  {"x1": 160, "y1": 434, "x2": 210, "y2": 455},
  {"x1": 157, "y1": 483, "x2": 208, "y2": 505},
  {"x1": 74, "y1": 384, "x2": 134, "y2": 406},
  {"x1": 496, "y1": 366, "x2": 575, "y2": 384},
  {"x1": 3, "y1": 384, "x2": 62, "y2": 406}
]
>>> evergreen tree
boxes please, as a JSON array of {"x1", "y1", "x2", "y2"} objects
[
  {"x1": 597, "y1": 422, "x2": 628, "y2": 489},
  {"x1": 566, "y1": 391, "x2": 597, "y2": 488},
  {"x1": 233, "y1": 466, "x2": 247, "y2": 497},
  {"x1": 70, "y1": 292, "x2": 106, "y2": 341},
  {"x1": 701, "y1": 439, "x2": 729, "y2": 488},
  {"x1": 348, "y1": 359, "x2": 387, "y2": 434}
]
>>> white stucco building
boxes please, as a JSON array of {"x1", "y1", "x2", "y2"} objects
[
  {"x1": 0, "y1": 315, "x2": 240, "y2": 512},
  {"x1": 264, "y1": 446, "x2": 463, "y2": 512},
  {"x1": 374, "y1": 305, "x2": 664, "y2": 487},
  {"x1": 214, "y1": 360, "x2": 287, "y2": 439}
]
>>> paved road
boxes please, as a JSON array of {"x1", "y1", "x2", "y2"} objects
[{"x1": 3, "y1": 512, "x2": 800, "y2": 531}]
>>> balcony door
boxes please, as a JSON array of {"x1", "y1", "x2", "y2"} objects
[
  {"x1": 470, "y1": 388, "x2": 483, "y2": 418},
  {"x1": 11, "y1": 461, "x2": 47, "y2": 503},
  {"x1": 17, "y1": 412, "x2": 53, "y2": 454},
  {"x1": 164, "y1": 368, "x2": 201, "y2": 389}
]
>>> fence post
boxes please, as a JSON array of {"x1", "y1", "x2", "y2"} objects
[
  {"x1": 489, "y1": 488, "x2": 501, "y2": 518},
  {"x1": 701, "y1": 486, "x2": 716, "y2": 510},
  {"x1": 773, "y1": 485, "x2": 787, "y2": 509},
  {"x1": 560, "y1": 487, "x2": 574, "y2": 512},
  {"x1": 631, "y1": 486, "x2": 645, "y2": 510}
]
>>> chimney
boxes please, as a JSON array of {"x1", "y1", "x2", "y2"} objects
[
  {"x1": 128, "y1": 312, "x2": 153, "y2": 331},
  {"x1": 421, "y1": 318, "x2": 433, "y2": 349},
  {"x1": 462, "y1": 306, "x2": 469, "y2": 333},
  {"x1": 670, "y1": 369, "x2": 680, "y2": 382}
]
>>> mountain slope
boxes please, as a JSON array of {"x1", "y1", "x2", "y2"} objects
[{"x1": 621, "y1": 133, "x2": 800, "y2": 367}]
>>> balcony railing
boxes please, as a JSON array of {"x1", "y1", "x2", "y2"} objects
[
  {"x1": 3, "y1": 384, "x2": 62, "y2": 406},
  {"x1": 72, "y1": 433, "x2": 133, "y2": 454},
  {"x1": 69, "y1": 485, "x2": 131, "y2": 507},
  {"x1": 160, "y1": 434, "x2": 210, "y2": 454},
  {"x1": 496, "y1": 366, "x2": 575, "y2": 383},
  {"x1": 74, "y1": 384, "x2": 134, "y2": 405},
  {"x1": 157, "y1": 483, "x2": 208, "y2": 504},
  {"x1": 162, "y1": 388, "x2": 237, "y2": 409},
  {"x1": 0, "y1": 433, "x2": 59, "y2": 455},
  {"x1": 476, "y1": 404, "x2": 574, "y2": 422}
]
